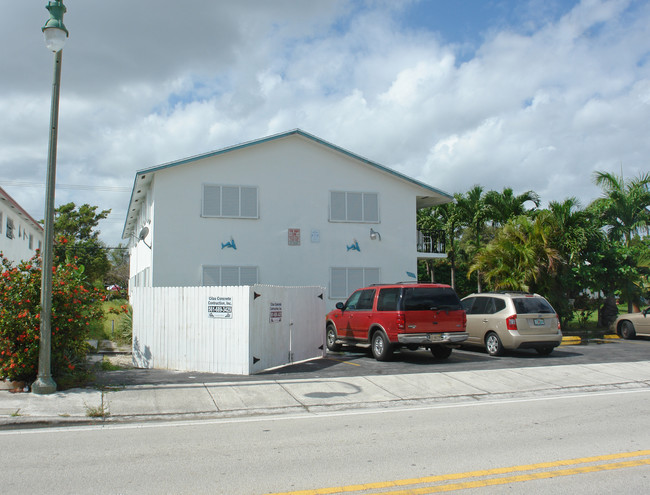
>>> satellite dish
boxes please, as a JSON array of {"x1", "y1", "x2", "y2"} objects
[{"x1": 138, "y1": 226, "x2": 151, "y2": 249}]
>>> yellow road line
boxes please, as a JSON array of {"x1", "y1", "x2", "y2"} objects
[
  {"x1": 382, "y1": 458, "x2": 650, "y2": 494},
  {"x1": 267, "y1": 450, "x2": 650, "y2": 495}
]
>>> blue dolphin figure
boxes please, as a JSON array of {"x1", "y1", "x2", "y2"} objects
[
  {"x1": 346, "y1": 240, "x2": 360, "y2": 252},
  {"x1": 221, "y1": 238, "x2": 237, "y2": 250}
]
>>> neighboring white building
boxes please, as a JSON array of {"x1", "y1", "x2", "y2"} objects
[
  {"x1": 0, "y1": 187, "x2": 44, "y2": 265},
  {"x1": 122, "y1": 130, "x2": 451, "y2": 310}
]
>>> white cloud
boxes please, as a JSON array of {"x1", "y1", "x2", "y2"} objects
[{"x1": 1, "y1": 0, "x2": 648, "y2": 245}]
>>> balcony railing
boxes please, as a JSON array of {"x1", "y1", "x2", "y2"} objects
[{"x1": 417, "y1": 230, "x2": 445, "y2": 254}]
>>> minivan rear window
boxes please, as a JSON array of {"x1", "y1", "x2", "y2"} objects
[
  {"x1": 513, "y1": 297, "x2": 554, "y2": 314},
  {"x1": 403, "y1": 287, "x2": 462, "y2": 311}
]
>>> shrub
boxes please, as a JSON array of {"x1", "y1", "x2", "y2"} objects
[
  {"x1": 0, "y1": 251, "x2": 105, "y2": 383},
  {"x1": 107, "y1": 302, "x2": 132, "y2": 345}
]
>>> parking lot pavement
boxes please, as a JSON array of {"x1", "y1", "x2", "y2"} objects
[{"x1": 83, "y1": 336, "x2": 650, "y2": 388}]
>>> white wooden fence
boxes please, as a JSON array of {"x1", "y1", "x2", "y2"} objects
[{"x1": 131, "y1": 285, "x2": 326, "y2": 375}]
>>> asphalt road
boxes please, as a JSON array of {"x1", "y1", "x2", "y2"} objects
[
  {"x1": 94, "y1": 336, "x2": 650, "y2": 387},
  {"x1": 2, "y1": 386, "x2": 649, "y2": 494}
]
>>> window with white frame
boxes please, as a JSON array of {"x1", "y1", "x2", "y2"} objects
[
  {"x1": 6, "y1": 218, "x2": 14, "y2": 239},
  {"x1": 202, "y1": 184, "x2": 258, "y2": 218},
  {"x1": 202, "y1": 265, "x2": 259, "y2": 286},
  {"x1": 329, "y1": 191, "x2": 379, "y2": 223},
  {"x1": 29, "y1": 234, "x2": 33, "y2": 250},
  {"x1": 0, "y1": 212, "x2": 3, "y2": 234},
  {"x1": 329, "y1": 267, "x2": 380, "y2": 299}
]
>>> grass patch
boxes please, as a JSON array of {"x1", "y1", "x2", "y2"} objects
[
  {"x1": 85, "y1": 404, "x2": 108, "y2": 418},
  {"x1": 88, "y1": 298, "x2": 132, "y2": 344},
  {"x1": 84, "y1": 399, "x2": 109, "y2": 418},
  {"x1": 100, "y1": 359, "x2": 125, "y2": 371}
]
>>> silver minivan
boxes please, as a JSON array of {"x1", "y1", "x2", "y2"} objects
[{"x1": 461, "y1": 292, "x2": 562, "y2": 356}]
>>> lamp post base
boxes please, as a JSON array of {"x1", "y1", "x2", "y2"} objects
[{"x1": 32, "y1": 376, "x2": 57, "y2": 395}]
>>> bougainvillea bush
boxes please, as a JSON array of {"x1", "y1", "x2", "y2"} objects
[{"x1": 0, "y1": 250, "x2": 105, "y2": 383}]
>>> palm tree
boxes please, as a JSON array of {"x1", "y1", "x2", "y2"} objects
[
  {"x1": 546, "y1": 197, "x2": 601, "y2": 263},
  {"x1": 591, "y1": 171, "x2": 650, "y2": 311},
  {"x1": 591, "y1": 171, "x2": 650, "y2": 246},
  {"x1": 469, "y1": 215, "x2": 561, "y2": 293},
  {"x1": 484, "y1": 187, "x2": 540, "y2": 227},
  {"x1": 456, "y1": 186, "x2": 490, "y2": 292},
  {"x1": 417, "y1": 201, "x2": 463, "y2": 288}
]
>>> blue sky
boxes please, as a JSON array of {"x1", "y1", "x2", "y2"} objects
[
  {"x1": 1, "y1": 0, "x2": 648, "y2": 245},
  {"x1": 400, "y1": 1, "x2": 579, "y2": 50}
]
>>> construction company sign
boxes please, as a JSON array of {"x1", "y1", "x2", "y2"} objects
[
  {"x1": 269, "y1": 302, "x2": 282, "y2": 323},
  {"x1": 208, "y1": 296, "x2": 233, "y2": 319}
]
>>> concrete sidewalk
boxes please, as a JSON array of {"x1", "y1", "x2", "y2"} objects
[{"x1": 2, "y1": 360, "x2": 650, "y2": 427}]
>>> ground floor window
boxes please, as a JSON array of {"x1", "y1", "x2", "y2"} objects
[
  {"x1": 202, "y1": 265, "x2": 258, "y2": 286},
  {"x1": 329, "y1": 267, "x2": 380, "y2": 299},
  {"x1": 130, "y1": 267, "x2": 151, "y2": 289}
]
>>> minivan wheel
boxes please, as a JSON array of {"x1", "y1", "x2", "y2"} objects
[
  {"x1": 371, "y1": 331, "x2": 393, "y2": 361},
  {"x1": 431, "y1": 345, "x2": 453, "y2": 359},
  {"x1": 485, "y1": 332, "x2": 504, "y2": 356},
  {"x1": 620, "y1": 321, "x2": 636, "y2": 340},
  {"x1": 326, "y1": 326, "x2": 342, "y2": 352}
]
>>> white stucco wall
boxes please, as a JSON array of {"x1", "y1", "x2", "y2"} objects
[
  {"x1": 128, "y1": 185, "x2": 154, "y2": 289},
  {"x1": 126, "y1": 133, "x2": 449, "y2": 310},
  {"x1": 146, "y1": 136, "x2": 424, "y2": 308},
  {"x1": 0, "y1": 193, "x2": 44, "y2": 265}
]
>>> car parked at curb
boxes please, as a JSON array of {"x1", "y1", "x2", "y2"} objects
[
  {"x1": 460, "y1": 292, "x2": 562, "y2": 356},
  {"x1": 325, "y1": 282, "x2": 468, "y2": 361},
  {"x1": 612, "y1": 308, "x2": 650, "y2": 339}
]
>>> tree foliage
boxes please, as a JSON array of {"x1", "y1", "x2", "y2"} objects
[
  {"x1": 421, "y1": 174, "x2": 649, "y2": 325},
  {"x1": 53, "y1": 203, "x2": 111, "y2": 283},
  {"x1": 0, "y1": 253, "x2": 105, "y2": 383}
]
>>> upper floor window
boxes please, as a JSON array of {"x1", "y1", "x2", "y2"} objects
[
  {"x1": 330, "y1": 191, "x2": 379, "y2": 223},
  {"x1": 202, "y1": 184, "x2": 258, "y2": 219},
  {"x1": 6, "y1": 218, "x2": 14, "y2": 239}
]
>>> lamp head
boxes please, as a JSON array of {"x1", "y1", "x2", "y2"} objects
[{"x1": 42, "y1": 1, "x2": 68, "y2": 52}]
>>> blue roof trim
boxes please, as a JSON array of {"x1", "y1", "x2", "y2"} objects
[{"x1": 122, "y1": 129, "x2": 452, "y2": 238}]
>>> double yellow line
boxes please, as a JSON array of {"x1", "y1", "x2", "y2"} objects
[{"x1": 269, "y1": 450, "x2": 650, "y2": 495}]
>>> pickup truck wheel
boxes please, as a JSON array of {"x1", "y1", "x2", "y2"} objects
[
  {"x1": 326, "y1": 325, "x2": 342, "y2": 352},
  {"x1": 485, "y1": 332, "x2": 504, "y2": 356},
  {"x1": 371, "y1": 331, "x2": 393, "y2": 361},
  {"x1": 431, "y1": 345, "x2": 452, "y2": 359}
]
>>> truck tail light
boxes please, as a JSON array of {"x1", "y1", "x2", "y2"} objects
[
  {"x1": 397, "y1": 312, "x2": 405, "y2": 330},
  {"x1": 506, "y1": 314, "x2": 518, "y2": 331}
]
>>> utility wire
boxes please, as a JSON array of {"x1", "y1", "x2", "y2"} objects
[{"x1": 1, "y1": 179, "x2": 130, "y2": 192}]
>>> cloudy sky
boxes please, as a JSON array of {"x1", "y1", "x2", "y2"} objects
[{"x1": 1, "y1": 0, "x2": 648, "y2": 246}]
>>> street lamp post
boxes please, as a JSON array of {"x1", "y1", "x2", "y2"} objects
[{"x1": 32, "y1": 1, "x2": 69, "y2": 395}]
